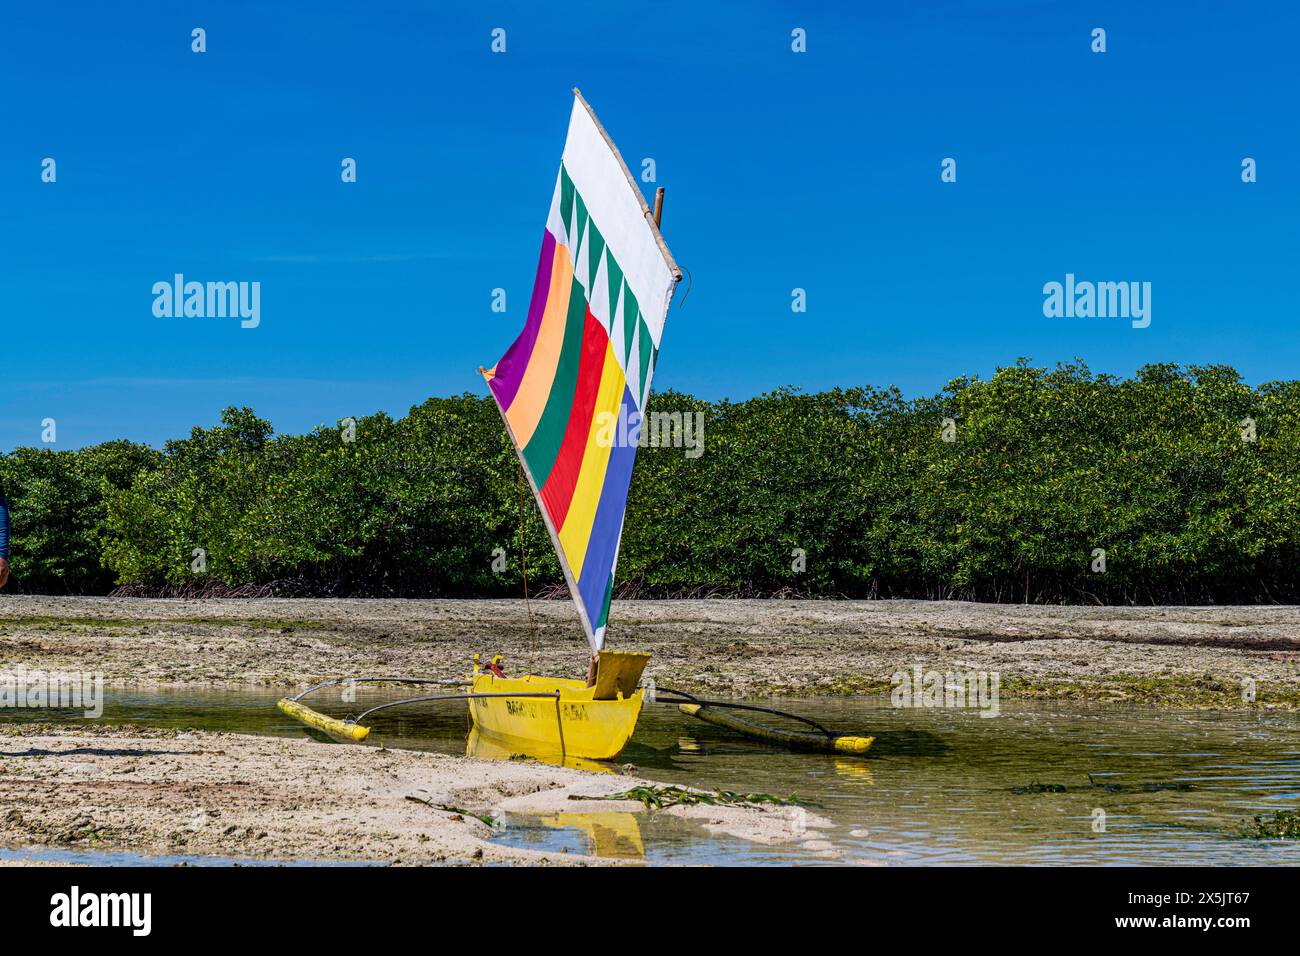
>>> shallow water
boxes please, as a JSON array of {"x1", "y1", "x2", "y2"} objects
[{"x1": 7, "y1": 687, "x2": 1300, "y2": 865}]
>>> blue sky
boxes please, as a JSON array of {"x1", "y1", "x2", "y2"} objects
[{"x1": 2, "y1": 1, "x2": 1296, "y2": 450}]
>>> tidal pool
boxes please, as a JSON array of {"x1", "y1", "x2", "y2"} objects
[{"x1": 6, "y1": 687, "x2": 1299, "y2": 865}]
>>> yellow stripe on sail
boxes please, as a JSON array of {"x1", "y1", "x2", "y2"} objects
[
  {"x1": 507, "y1": 243, "x2": 575, "y2": 449},
  {"x1": 558, "y1": 341, "x2": 627, "y2": 579}
]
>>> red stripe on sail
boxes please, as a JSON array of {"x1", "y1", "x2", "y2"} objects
[
  {"x1": 540, "y1": 307, "x2": 609, "y2": 530},
  {"x1": 487, "y1": 230, "x2": 556, "y2": 411}
]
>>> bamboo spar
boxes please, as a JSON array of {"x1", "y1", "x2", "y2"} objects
[
  {"x1": 571, "y1": 88, "x2": 681, "y2": 282},
  {"x1": 653, "y1": 187, "x2": 664, "y2": 228}
]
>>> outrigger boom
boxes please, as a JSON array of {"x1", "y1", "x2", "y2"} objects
[{"x1": 278, "y1": 676, "x2": 459, "y2": 740}]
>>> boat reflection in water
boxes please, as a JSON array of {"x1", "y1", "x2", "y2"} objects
[
  {"x1": 465, "y1": 726, "x2": 617, "y2": 774},
  {"x1": 833, "y1": 758, "x2": 875, "y2": 785},
  {"x1": 467, "y1": 728, "x2": 646, "y2": 860},
  {"x1": 536, "y1": 812, "x2": 645, "y2": 860}
]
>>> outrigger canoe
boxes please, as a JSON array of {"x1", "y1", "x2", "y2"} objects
[
  {"x1": 278, "y1": 90, "x2": 876, "y2": 762},
  {"x1": 467, "y1": 88, "x2": 682, "y2": 758}
]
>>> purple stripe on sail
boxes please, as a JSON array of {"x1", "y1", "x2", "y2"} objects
[
  {"x1": 577, "y1": 385, "x2": 639, "y2": 622},
  {"x1": 489, "y1": 229, "x2": 557, "y2": 411}
]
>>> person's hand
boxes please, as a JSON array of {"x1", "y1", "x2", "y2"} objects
[{"x1": 0, "y1": 558, "x2": 8, "y2": 589}]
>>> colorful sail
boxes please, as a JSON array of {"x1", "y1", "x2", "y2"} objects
[{"x1": 482, "y1": 90, "x2": 680, "y2": 651}]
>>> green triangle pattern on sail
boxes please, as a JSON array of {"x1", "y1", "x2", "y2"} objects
[
  {"x1": 587, "y1": 222, "x2": 606, "y2": 290},
  {"x1": 622, "y1": 286, "x2": 639, "y2": 366},
  {"x1": 559, "y1": 170, "x2": 575, "y2": 244},
  {"x1": 574, "y1": 193, "x2": 589, "y2": 262},
  {"x1": 606, "y1": 258, "x2": 624, "y2": 330},
  {"x1": 637, "y1": 315, "x2": 654, "y2": 405}
]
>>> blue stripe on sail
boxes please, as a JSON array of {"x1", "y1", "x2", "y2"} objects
[{"x1": 576, "y1": 385, "x2": 639, "y2": 637}]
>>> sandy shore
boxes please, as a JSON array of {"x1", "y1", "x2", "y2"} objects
[
  {"x1": 2, "y1": 596, "x2": 1299, "y2": 707},
  {"x1": 0, "y1": 724, "x2": 824, "y2": 866}
]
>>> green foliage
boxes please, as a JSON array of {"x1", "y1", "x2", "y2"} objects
[
  {"x1": 2, "y1": 362, "x2": 1299, "y2": 602},
  {"x1": 0, "y1": 440, "x2": 159, "y2": 592},
  {"x1": 97, "y1": 399, "x2": 552, "y2": 595}
]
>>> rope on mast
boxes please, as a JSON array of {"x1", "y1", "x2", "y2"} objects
[{"x1": 517, "y1": 455, "x2": 538, "y2": 657}]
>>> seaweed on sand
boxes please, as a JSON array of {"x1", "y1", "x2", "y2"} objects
[{"x1": 580, "y1": 785, "x2": 803, "y2": 810}]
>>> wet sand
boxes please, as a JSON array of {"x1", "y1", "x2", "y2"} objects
[
  {"x1": 0, "y1": 724, "x2": 824, "y2": 866},
  {"x1": 2, "y1": 596, "x2": 1298, "y2": 707}
]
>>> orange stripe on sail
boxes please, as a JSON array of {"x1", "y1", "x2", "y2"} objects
[{"x1": 506, "y1": 243, "x2": 574, "y2": 448}]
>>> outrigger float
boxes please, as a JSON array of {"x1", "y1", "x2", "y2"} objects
[{"x1": 278, "y1": 89, "x2": 874, "y2": 762}]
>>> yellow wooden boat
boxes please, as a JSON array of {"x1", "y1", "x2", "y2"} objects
[
  {"x1": 466, "y1": 650, "x2": 648, "y2": 761},
  {"x1": 273, "y1": 651, "x2": 651, "y2": 760}
]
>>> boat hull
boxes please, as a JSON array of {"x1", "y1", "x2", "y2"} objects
[{"x1": 467, "y1": 673, "x2": 643, "y2": 761}]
